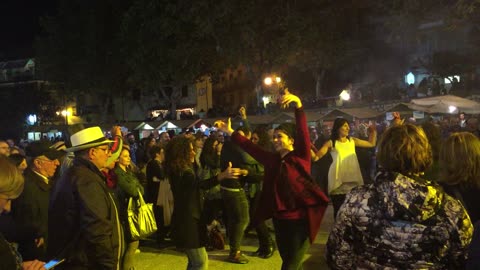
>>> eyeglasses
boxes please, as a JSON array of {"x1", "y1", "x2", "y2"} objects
[{"x1": 94, "y1": 147, "x2": 111, "y2": 154}]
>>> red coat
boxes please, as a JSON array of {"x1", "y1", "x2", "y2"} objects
[{"x1": 231, "y1": 108, "x2": 329, "y2": 243}]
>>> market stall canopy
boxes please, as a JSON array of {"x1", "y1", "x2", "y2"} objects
[
  {"x1": 320, "y1": 107, "x2": 381, "y2": 121},
  {"x1": 304, "y1": 111, "x2": 324, "y2": 122},
  {"x1": 383, "y1": 103, "x2": 415, "y2": 113},
  {"x1": 271, "y1": 112, "x2": 295, "y2": 124},
  {"x1": 156, "y1": 121, "x2": 179, "y2": 130},
  {"x1": 169, "y1": 119, "x2": 205, "y2": 129},
  {"x1": 408, "y1": 95, "x2": 480, "y2": 114},
  {"x1": 134, "y1": 122, "x2": 157, "y2": 130}
]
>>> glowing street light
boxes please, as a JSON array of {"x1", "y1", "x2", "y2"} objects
[
  {"x1": 264, "y1": 77, "x2": 273, "y2": 85},
  {"x1": 56, "y1": 107, "x2": 72, "y2": 125},
  {"x1": 263, "y1": 75, "x2": 282, "y2": 86},
  {"x1": 339, "y1": 90, "x2": 350, "y2": 101},
  {"x1": 448, "y1": 105, "x2": 457, "y2": 113},
  {"x1": 61, "y1": 110, "x2": 71, "y2": 117}
]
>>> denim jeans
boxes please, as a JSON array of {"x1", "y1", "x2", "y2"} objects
[
  {"x1": 273, "y1": 218, "x2": 310, "y2": 270},
  {"x1": 221, "y1": 189, "x2": 249, "y2": 253},
  {"x1": 185, "y1": 247, "x2": 208, "y2": 270}
]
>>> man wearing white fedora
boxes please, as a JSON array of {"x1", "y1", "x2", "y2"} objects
[{"x1": 48, "y1": 126, "x2": 124, "y2": 270}]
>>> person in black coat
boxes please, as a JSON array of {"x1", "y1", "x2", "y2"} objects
[
  {"x1": 146, "y1": 145, "x2": 172, "y2": 247},
  {"x1": 164, "y1": 135, "x2": 242, "y2": 270},
  {"x1": 48, "y1": 126, "x2": 123, "y2": 270},
  {"x1": 12, "y1": 141, "x2": 64, "y2": 261}
]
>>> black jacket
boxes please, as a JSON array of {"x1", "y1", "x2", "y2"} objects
[
  {"x1": 12, "y1": 169, "x2": 51, "y2": 261},
  {"x1": 170, "y1": 168, "x2": 219, "y2": 248},
  {"x1": 48, "y1": 157, "x2": 123, "y2": 270},
  {"x1": 145, "y1": 160, "x2": 165, "y2": 204}
]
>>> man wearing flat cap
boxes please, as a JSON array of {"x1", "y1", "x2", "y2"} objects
[
  {"x1": 12, "y1": 140, "x2": 65, "y2": 261},
  {"x1": 48, "y1": 126, "x2": 124, "y2": 270}
]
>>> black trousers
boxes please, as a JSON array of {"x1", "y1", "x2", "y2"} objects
[
  {"x1": 273, "y1": 218, "x2": 310, "y2": 270},
  {"x1": 330, "y1": 194, "x2": 347, "y2": 220},
  {"x1": 248, "y1": 189, "x2": 273, "y2": 248}
]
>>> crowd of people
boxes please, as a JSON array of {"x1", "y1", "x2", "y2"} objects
[{"x1": 0, "y1": 89, "x2": 479, "y2": 270}]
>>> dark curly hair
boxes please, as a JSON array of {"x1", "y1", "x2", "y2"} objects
[
  {"x1": 253, "y1": 125, "x2": 273, "y2": 151},
  {"x1": 164, "y1": 135, "x2": 194, "y2": 176}
]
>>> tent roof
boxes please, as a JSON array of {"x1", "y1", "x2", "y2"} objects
[
  {"x1": 321, "y1": 107, "x2": 380, "y2": 121},
  {"x1": 133, "y1": 121, "x2": 159, "y2": 130},
  {"x1": 304, "y1": 110, "x2": 324, "y2": 122},
  {"x1": 383, "y1": 103, "x2": 414, "y2": 112},
  {"x1": 409, "y1": 95, "x2": 480, "y2": 114},
  {"x1": 169, "y1": 119, "x2": 204, "y2": 129},
  {"x1": 271, "y1": 112, "x2": 295, "y2": 124}
]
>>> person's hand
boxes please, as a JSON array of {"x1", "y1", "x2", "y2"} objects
[
  {"x1": 22, "y1": 260, "x2": 46, "y2": 270},
  {"x1": 217, "y1": 162, "x2": 242, "y2": 180},
  {"x1": 35, "y1": 237, "x2": 44, "y2": 248},
  {"x1": 215, "y1": 142, "x2": 223, "y2": 154},
  {"x1": 367, "y1": 124, "x2": 377, "y2": 133},
  {"x1": 279, "y1": 90, "x2": 302, "y2": 109},
  {"x1": 214, "y1": 118, "x2": 234, "y2": 136},
  {"x1": 239, "y1": 106, "x2": 247, "y2": 119}
]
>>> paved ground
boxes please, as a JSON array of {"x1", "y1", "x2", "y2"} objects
[{"x1": 136, "y1": 205, "x2": 334, "y2": 270}]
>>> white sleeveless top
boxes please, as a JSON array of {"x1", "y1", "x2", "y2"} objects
[{"x1": 328, "y1": 138, "x2": 364, "y2": 194}]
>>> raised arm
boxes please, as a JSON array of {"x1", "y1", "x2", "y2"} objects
[
  {"x1": 313, "y1": 140, "x2": 332, "y2": 162},
  {"x1": 352, "y1": 124, "x2": 377, "y2": 148},
  {"x1": 279, "y1": 90, "x2": 310, "y2": 159}
]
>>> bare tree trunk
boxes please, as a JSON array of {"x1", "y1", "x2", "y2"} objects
[
  {"x1": 170, "y1": 102, "x2": 178, "y2": 120},
  {"x1": 100, "y1": 93, "x2": 112, "y2": 123},
  {"x1": 315, "y1": 69, "x2": 326, "y2": 99}
]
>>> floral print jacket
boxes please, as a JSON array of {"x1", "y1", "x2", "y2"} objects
[{"x1": 326, "y1": 170, "x2": 473, "y2": 269}]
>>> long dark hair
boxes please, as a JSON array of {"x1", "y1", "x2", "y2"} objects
[
  {"x1": 253, "y1": 125, "x2": 273, "y2": 151},
  {"x1": 199, "y1": 137, "x2": 219, "y2": 169},
  {"x1": 331, "y1": 118, "x2": 350, "y2": 147}
]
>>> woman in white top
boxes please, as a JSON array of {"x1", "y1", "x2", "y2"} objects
[{"x1": 314, "y1": 118, "x2": 376, "y2": 219}]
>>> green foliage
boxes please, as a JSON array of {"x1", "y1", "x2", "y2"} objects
[
  {"x1": 35, "y1": 0, "x2": 130, "y2": 95},
  {"x1": 36, "y1": 0, "x2": 479, "y2": 116}
]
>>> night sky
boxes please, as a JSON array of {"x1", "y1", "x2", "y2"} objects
[{"x1": 0, "y1": 0, "x2": 57, "y2": 60}]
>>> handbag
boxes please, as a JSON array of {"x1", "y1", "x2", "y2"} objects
[
  {"x1": 156, "y1": 179, "x2": 174, "y2": 226},
  {"x1": 207, "y1": 226, "x2": 225, "y2": 250},
  {"x1": 128, "y1": 190, "x2": 157, "y2": 240}
]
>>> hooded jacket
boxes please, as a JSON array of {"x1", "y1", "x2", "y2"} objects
[{"x1": 326, "y1": 170, "x2": 473, "y2": 269}]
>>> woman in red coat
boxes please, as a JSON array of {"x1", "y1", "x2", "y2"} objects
[{"x1": 217, "y1": 90, "x2": 329, "y2": 270}]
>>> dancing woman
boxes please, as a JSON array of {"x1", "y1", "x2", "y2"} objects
[
  {"x1": 217, "y1": 90, "x2": 329, "y2": 270},
  {"x1": 164, "y1": 135, "x2": 243, "y2": 270},
  {"x1": 314, "y1": 118, "x2": 376, "y2": 218}
]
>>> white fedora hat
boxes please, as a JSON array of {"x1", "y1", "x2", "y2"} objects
[{"x1": 66, "y1": 126, "x2": 114, "y2": 152}]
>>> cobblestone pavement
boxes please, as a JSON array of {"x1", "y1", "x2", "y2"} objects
[{"x1": 136, "y1": 205, "x2": 334, "y2": 270}]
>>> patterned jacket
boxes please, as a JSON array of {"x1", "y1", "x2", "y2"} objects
[{"x1": 326, "y1": 170, "x2": 473, "y2": 269}]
